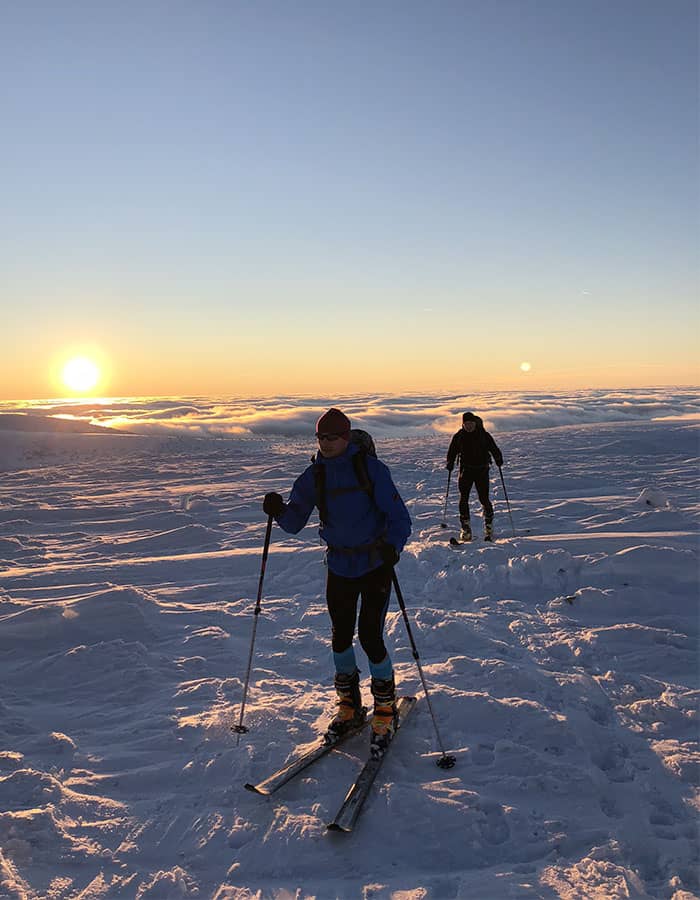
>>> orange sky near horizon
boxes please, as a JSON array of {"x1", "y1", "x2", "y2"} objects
[{"x1": 1, "y1": 328, "x2": 697, "y2": 403}]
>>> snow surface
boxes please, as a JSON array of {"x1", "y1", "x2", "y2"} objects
[{"x1": 0, "y1": 395, "x2": 698, "y2": 899}]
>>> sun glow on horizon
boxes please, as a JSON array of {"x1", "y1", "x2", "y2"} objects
[{"x1": 61, "y1": 357, "x2": 101, "y2": 393}]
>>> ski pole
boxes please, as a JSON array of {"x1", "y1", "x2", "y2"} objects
[
  {"x1": 498, "y1": 466, "x2": 516, "y2": 537},
  {"x1": 390, "y1": 571, "x2": 456, "y2": 770},
  {"x1": 233, "y1": 513, "x2": 274, "y2": 743},
  {"x1": 440, "y1": 468, "x2": 452, "y2": 528}
]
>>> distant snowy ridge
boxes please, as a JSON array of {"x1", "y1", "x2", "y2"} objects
[{"x1": 0, "y1": 413, "x2": 121, "y2": 434}]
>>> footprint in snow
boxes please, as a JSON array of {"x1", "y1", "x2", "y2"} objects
[
  {"x1": 472, "y1": 743, "x2": 495, "y2": 766},
  {"x1": 476, "y1": 801, "x2": 510, "y2": 845}
]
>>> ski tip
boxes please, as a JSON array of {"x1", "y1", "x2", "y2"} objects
[
  {"x1": 326, "y1": 822, "x2": 350, "y2": 833},
  {"x1": 244, "y1": 782, "x2": 268, "y2": 795}
]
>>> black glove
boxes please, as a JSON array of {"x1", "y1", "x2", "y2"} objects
[
  {"x1": 263, "y1": 492, "x2": 285, "y2": 518},
  {"x1": 379, "y1": 542, "x2": 400, "y2": 567},
  {"x1": 446, "y1": 462, "x2": 454, "y2": 472},
  {"x1": 495, "y1": 456, "x2": 504, "y2": 468}
]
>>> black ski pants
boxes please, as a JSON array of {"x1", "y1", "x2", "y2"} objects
[
  {"x1": 326, "y1": 564, "x2": 392, "y2": 664},
  {"x1": 458, "y1": 467, "x2": 493, "y2": 524}
]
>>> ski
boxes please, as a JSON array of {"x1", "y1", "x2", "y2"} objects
[
  {"x1": 450, "y1": 535, "x2": 495, "y2": 545},
  {"x1": 326, "y1": 696, "x2": 417, "y2": 833},
  {"x1": 244, "y1": 714, "x2": 368, "y2": 796}
]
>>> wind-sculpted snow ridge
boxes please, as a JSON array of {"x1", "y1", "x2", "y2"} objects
[{"x1": 0, "y1": 418, "x2": 697, "y2": 898}]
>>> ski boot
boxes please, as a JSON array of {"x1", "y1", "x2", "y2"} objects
[
  {"x1": 370, "y1": 675, "x2": 399, "y2": 758},
  {"x1": 484, "y1": 519, "x2": 494, "y2": 542},
  {"x1": 326, "y1": 670, "x2": 365, "y2": 742},
  {"x1": 459, "y1": 520, "x2": 472, "y2": 542}
]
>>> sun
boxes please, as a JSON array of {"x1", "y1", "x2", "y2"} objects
[
  {"x1": 61, "y1": 356, "x2": 101, "y2": 393},
  {"x1": 520, "y1": 361, "x2": 532, "y2": 373}
]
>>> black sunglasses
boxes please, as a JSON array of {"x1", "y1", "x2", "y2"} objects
[{"x1": 316, "y1": 432, "x2": 342, "y2": 441}]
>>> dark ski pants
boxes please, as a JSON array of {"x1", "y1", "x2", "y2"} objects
[
  {"x1": 326, "y1": 564, "x2": 392, "y2": 665},
  {"x1": 458, "y1": 469, "x2": 493, "y2": 524}
]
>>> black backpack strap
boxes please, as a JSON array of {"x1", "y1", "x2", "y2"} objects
[
  {"x1": 313, "y1": 461, "x2": 328, "y2": 524},
  {"x1": 314, "y1": 450, "x2": 374, "y2": 526},
  {"x1": 326, "y1": 535, "x2": 384, "y2": 555},
  {"x1": 351, "y1": 449, "x2": 374, "y2": 499}
]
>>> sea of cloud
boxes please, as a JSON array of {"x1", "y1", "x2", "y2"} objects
[{"x1": 0, "y1": 387, "x2": 697, "y2": 439}]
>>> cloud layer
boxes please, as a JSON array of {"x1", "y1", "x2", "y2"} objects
[{"x1": 1, "y1": 388, "x2": 697, "y2": 440}]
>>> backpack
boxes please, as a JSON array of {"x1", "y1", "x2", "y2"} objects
[{"x1": 313, "y1": 429, "x2": 376, "y2": 524}]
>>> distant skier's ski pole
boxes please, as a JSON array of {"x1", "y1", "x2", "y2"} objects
[
  {"x1": 440, "y1": 469, "x2": 452, "y2": 528},
  {"x1": 390, "y1": 571, "x2": 456, "y2": 770},
  {"x1": 498, "y1": 466, "x2": 516, "y2": 537},
  {"x1": 233, "y1": 514, "x2": 274, "y2": 743}
]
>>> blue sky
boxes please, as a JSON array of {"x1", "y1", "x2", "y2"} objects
[{"x1": 2, "y1": 0, "x2": 698, "y2": 398}]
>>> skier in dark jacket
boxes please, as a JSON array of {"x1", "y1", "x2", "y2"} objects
[
  {"x1": 263, "y1": 407, "x2": 412, "y2": 756},
  {"x1": 446, "y1": 412, "x2": 503, "y2": 541}
]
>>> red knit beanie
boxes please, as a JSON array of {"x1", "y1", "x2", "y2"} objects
[{"x1": 316, "y1": 408, "x2": 351, "y2": 437}]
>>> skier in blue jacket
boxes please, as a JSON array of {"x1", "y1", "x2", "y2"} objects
[{"x1": 263, "y1": 407, "x2": 412, "y2": 754}]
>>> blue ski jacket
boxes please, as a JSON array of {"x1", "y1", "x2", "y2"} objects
[{"x1": 275, "y1": 443, "x2": 412, "y2": 579}]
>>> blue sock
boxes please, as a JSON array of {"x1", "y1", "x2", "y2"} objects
[
  {"x1": 333, "y1": 646, "x2": 357, "y2": 675},
  {"x1": 368, "y1": 654, "x2": 393, "y2": 681}
]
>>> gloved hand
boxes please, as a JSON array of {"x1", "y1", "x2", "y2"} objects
[
  {"x1": 379, "y1": 542, "x2": 400, "y2": 567},
  {"x1": 263, "y1": 492, "x2": 285, "y2": 518},
  {"x1": 446, "y1": 463, "x2": 454, "y2": 472}
]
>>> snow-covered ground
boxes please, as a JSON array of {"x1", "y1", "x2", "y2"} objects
[{"x1": 0, "y1": 395, "x2": 698, "y2": 899}]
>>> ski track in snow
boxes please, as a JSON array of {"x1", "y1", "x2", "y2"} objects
[{"x1": 0, "y1": 419, "x2": 698, "y2": 899}]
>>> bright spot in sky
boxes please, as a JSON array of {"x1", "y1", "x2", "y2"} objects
[
  {"x1": 61, "y1": 357, "x2": 100, "y2": 392},
  {"x1": 520, "y1": 362, "x2": 532, "y2": 373}
]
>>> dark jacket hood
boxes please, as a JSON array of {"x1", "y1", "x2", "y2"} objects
[{"x1": 462, "y1": 412, "x2": 484, "y2": 430}]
